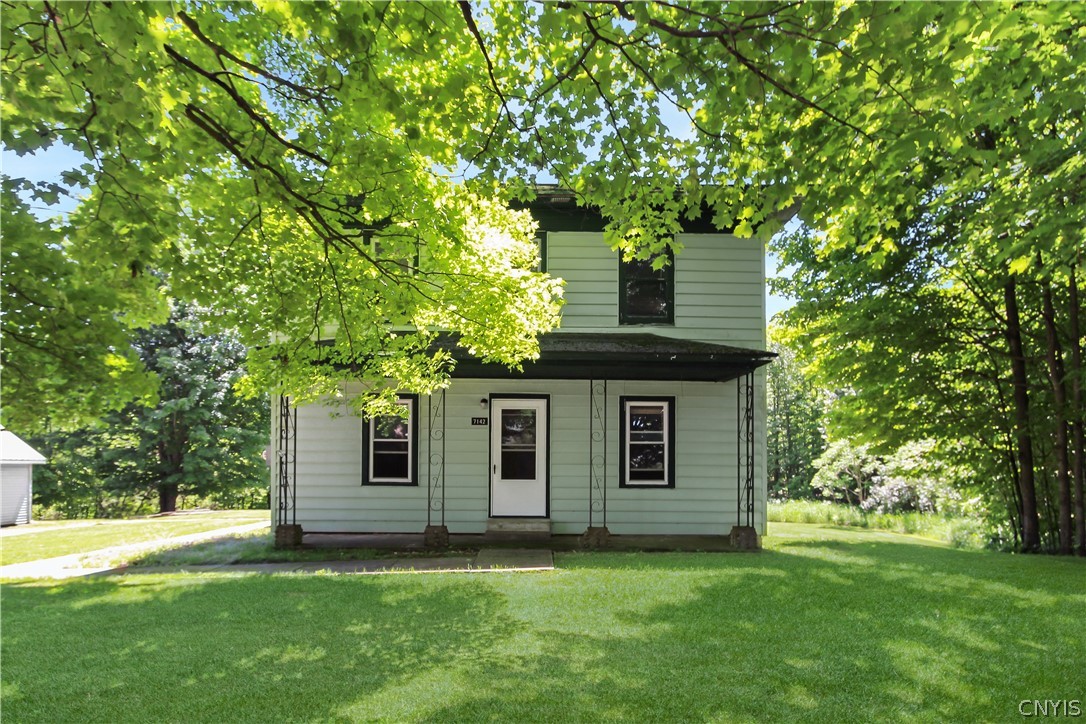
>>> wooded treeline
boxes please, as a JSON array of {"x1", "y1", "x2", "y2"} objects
[
  {"x1": 770, "y1": 222, "x2": 1085, "y2": 554},
  {"x1": 766, "y1": 338, "x2": 827, "y2": 500}
]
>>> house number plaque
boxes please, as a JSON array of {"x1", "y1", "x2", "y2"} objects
[{"x1": 471, "y1": 417, "x2": 489, "y2": 426}]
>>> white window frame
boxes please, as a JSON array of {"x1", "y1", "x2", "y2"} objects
[
  {"x1": 621, "y1": 398, "x2": 674, "y2": 488},
  {"x1": 366, "y1": 396, "x2": 415, "y2": 485}
]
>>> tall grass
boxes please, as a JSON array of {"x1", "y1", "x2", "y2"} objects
[{"x1": 769, "y1": 500, "x2": 987, "y2": 548}]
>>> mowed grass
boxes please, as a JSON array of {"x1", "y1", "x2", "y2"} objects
[
  {"x1": 0, "y1": 510, "x2": 268, "y2": 565},
  {"x1": 2, "y1": 523, "x2": 1083, "y2": 723}
]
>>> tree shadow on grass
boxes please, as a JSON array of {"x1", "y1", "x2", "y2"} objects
[
  {"x1": 1, "y1": 574, "x2": 517, "y2": 722},
  {"x1": 423, "y1": 542, "x2": 1085, "y2": 723},
  {"x1": 2, "y1": 537, "x2": 1082, "y2": 722}
]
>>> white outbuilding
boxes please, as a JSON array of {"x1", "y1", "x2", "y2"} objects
[{"x1": 1, "y1": 427, "x2": 47, "y2": 526}]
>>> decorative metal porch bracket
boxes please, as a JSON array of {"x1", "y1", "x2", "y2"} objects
[
  {"x1": 589, "y1": 379, "x2": 608, "y2": 528},
  {"x1": 735, "y1": 373, "x2": 756, "y2": 529},
  {"x1": 276, "y1": 395, "x2": 297, "y2": 528},
  {"x1": 427, "y1": 389, "x2": 446, "y2": 527},
  {"x1": 745, "y1": 371, "x2": 756, "y2": 528}
]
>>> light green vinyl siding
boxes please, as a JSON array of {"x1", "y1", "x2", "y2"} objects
[
  {"x1": 547, "y1": 231, "x2": 618, "y2": 329},
  {"x1": 549, "y1": 231, "x2": 766, "y2": 350},
  {"x1": 277, "y1": 378, "x2": 766, "y2": 536}
]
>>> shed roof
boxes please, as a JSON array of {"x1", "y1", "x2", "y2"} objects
[{"x1": 0, "y1": 428, "x2": 47, "y2": 464}]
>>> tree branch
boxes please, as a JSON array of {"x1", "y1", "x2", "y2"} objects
[
  {"x1": 164, "y1": 44, "x2": 329, "y2": 167},
  {"x1": 175, "y1": 11, "x2": 333, "y2": 111}
]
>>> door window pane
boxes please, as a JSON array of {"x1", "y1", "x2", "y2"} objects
[
  {"x1": 501, "y1": 450, "x2": 537, "y2": 480},
  {"x1": 502, "y1": 409, "x2": 536, "y2": 446},
  {"x1": 501, "y1": 408, "x2": 537, "y2": 480},
  {"x1": 534, "y1": 231, "x2": 547, "y2": 272}
]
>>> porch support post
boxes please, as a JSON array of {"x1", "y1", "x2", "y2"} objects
[
  {"x1": 425, "y1": 389, "x2": 449, "y2": 547},
  {"x1": 582, "y1": 378, "x2": 610, "y2": 548},
  {"x1": 274, "y1": 395, "x2": 302, "y2": 548},
  {"x1": 746, "y1": 370, "x2": 756, "y2": 528},
  {"x1": 730, "y1": 372, "x2": 760, "y2": 550}
]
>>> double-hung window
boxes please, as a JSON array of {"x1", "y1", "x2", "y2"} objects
[
  {"x1": 620, "y1": 396, "x2": 676, "y2": 488},
  {"x1": 362, "y1": 394, "x2": 418, "y2": 485},
  {"x1": 619, "y1": 249, "x2": 674, "y2": 325},
  {"x1": 367, "y1": 230, "x2": 419, "y2": 276}
]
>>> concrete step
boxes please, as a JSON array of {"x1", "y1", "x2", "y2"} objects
[{"x1": 485, "y1": 517, "x2": 552, "y2": 540}]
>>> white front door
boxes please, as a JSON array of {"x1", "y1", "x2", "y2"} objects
[{"x1": 490, "y1": 398, "x2": 548, "y2": 517}]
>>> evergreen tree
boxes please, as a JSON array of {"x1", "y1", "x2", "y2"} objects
[{"x1": 33, "y1": 306, "x2": 269, "y2": 515}]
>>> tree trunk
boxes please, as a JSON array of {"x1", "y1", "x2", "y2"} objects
[
  {"x1": 1068, "y1": 264, "x2": 1085, "y2": 556},
  {"x1": 159, "y1": 484, "x2": 179, "y2": 513},
  {"x1": 1004, "y1": 444, "x2": 1021, "y2": 549},
  {"x1": 157, "y1": 415, "x2": 186, "y2": 514},
  {"x1": 1004, "y1": 277, "x2": 1041, "y2": 551},
  {"x1": 1040, "y1": 462, "x2": 1059, "y2": 550},
  {"x1": 1040, "y1": 277, "x2": 1073, "y2": 554}
]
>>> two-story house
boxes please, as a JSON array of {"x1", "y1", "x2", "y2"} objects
[{"x1": 271, "y1": 190, "x2": 774, "y2": 548}]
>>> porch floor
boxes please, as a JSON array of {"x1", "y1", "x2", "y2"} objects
[{"x1": 301, "y1": 532, "x2": 742, "y2": 553}]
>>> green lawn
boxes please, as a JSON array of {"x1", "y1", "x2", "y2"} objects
[
  {"x1": 2, "y1": 523, "x2": 1082, "y2": 722},
  {"x1": 0, "y1": 511, "x2": 268, "y2": 565}
]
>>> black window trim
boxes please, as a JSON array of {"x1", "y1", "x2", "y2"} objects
[
  {"x1": 618, "y1": 249, "x2": 675, "y2": 325},
  {"x1": 535, "y1": 230, "x2": 548, "y2": 273},
  {"x1": 361, "y1": 393, "x2": 419, "y2": 486},
  {"x1": 619, "y1": 395, "x2": 677, "y2": 489}
]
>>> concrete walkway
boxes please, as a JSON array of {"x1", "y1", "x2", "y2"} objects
[{"x1": 0, "y1": 521, "x2": 270, "y2": 580}]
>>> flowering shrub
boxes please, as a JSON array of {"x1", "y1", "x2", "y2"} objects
[{"x1": 813, "y1": 439, "x2": 971, "y2": 515}]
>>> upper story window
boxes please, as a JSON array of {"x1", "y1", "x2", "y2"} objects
[
  {"x1": 362, "y1": 394, "x2": 418, "y2": 485},
  {"x1": 619, "y1": 250, "x2": 674, "y2": 325},
  {"x1": 366, "y1": 229, "x2": 418, "y2": 276}
]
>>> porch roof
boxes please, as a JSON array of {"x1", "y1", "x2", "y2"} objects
[{"x1": 435, "y1": 332, "x2": 775, "y2": 382}]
